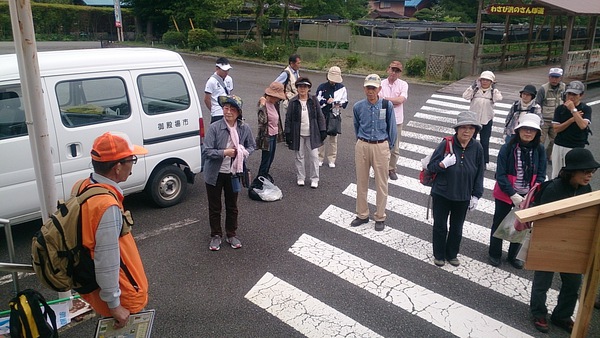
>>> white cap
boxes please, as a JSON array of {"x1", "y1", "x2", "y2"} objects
[
  {"x1": 548, "y1": 68, "x2": 563, "y2": 77},
  {"x1": 216, "y1": 63, "x2": 232, "y2": 71},
  {"x1": 479, "y1": 70, "x2": 495, "y2": 82}
]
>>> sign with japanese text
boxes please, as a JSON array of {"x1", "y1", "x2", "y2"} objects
[{"x1": 485, "y1": 5, "x2": 545, "y2": 16}]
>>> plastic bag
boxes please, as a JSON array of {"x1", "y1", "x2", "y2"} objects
[
  {"x1": 492, "y1": 209, "x2": 528, "y2": 243},
  {"x1": 516, "y1": 229, "x2": 532, "y2": 262},
  {"x1": 253, "y1": 176, "x2": 282, "y2": 201}
]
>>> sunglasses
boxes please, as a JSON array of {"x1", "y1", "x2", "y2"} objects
[
  {"x1": 119, "y1": 155, "x2": 138, "y2": 165},
  {"x1": 391, "y1": 68, "x2": 402, "y2": 73}
]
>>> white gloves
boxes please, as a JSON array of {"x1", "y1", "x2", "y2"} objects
[
  {"x1": 468, "y1": 196, "x2": 479, "y2": 211},
  {"x1": 510, "y1": 194, "x2": 524, "y2": 208},
  {"x1": 440, "y1": 154, "x2": 457, "y2": 168}
]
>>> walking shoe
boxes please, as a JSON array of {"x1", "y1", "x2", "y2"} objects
[
  {"x1": 388, "y1": 170, "x2": 398, "y2": 180},
  {"x1": 550, "y1": 316, "x2": 574, "y2": 333},
  {"x1": 318, "y1": 161, "x2": 323, "y2": 167},
  {"x1": 209, "y1": 235, "x2": 221, "y2": 251},
  {"x1": 488, "y1": 256, "x2": 501, "y2": 267},
  {"x1": 433, "y1": 259, "x2": 445, "y2": 267},
  {"x1": 297, "y1": 179, "x2": 305, "y2": 186},
  {"x1": 374, "y1": 221, "x2": 385, "y2": 231},
  {"x1": 328, "y1": 162, "x2": 336, "y2": 168},
  {"x1": 310, "y1": 181, "x2": 318, "y2": 189},
  {"x1": 508, "y1": 258, "x2": 524, "y2": 269},
  {"x1": 226, "y1": 236, "x2": 242, "y2": 249},
  {"x1": 448, "y1": 258, "x2": 460, "y2": 266},
  {"x1": 533, "y1": 317, "x2": 549, "y2": 333},
  {"x1": 350, "y1": 217, "x2": 369, "y2": 227}
]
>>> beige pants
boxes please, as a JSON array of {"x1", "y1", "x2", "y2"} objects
[
  {"x1": 355, "y1": 139, "x2": 390, "y2": 221},
  {"x1": 540, "y1": 119, "x2": 555, "y2": 160},
  {"x1": 318, "y1": 135, "x2": 338, "y2": 164},
  {"x1": 551, "y1": 144, "x2": 572, "y2": 179},
  {"x1": 389, "y1": 124, "x2": 403, "y2": 171}
]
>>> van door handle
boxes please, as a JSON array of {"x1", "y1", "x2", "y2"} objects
[{"x1": 70, "y1": 143, "x2": 77, "y2": 158}]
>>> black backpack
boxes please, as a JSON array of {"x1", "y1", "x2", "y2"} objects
[{"x1": 9, "y1": 289, "x2": 58, "y2": 338}]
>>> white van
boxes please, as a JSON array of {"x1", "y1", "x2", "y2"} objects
[{"x1": 0, "y1": 48, "x2": 204, "y2": 225}]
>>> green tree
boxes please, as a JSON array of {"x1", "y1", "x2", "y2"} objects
[{"x1": 298, "y1": 0, "x2": 367, "y2": 20}]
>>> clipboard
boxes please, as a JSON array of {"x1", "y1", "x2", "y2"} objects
[{"x1": 94, "y1": 309, "x2": 155, "y2": 338}]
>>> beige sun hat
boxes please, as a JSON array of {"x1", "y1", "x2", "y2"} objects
[{"x1": 327, "y1": 66, "x2": 343, "y2": 83}]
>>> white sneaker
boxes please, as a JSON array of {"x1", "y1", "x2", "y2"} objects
[
  {"x1": 318, "y1": 161, "x2": 323, "y2": 167},
  {"x1": 310, "y1": 181, "x2": 318, "y2": 189},
  {"x1": 297, "y1": 179, "x2": 305, "y2": 186},
  {"x1": 328, "y1": 163, "x2": 336, "y2": 168}
]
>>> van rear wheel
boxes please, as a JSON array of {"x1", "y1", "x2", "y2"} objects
[{"x1": 147, "y1": 165, "x2": 187, "y2": 207}]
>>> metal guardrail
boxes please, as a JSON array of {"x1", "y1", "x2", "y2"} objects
[{"x1": 1, "y1": 218, "x2": 34, "y2": 296}]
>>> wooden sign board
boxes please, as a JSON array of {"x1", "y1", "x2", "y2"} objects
[
  {"x1": 515, "y1": 191, "x2": 600, "y2": 273},
  {"x1": 525, "y1": 205, "x2": 600, "y2": 273}
]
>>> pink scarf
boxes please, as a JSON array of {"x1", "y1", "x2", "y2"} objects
[{"x1": 226, "y1": 121, "x2": 248, "y2": 174}]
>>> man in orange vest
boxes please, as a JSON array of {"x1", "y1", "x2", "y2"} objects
[{"x1": 78, "y1": 131, "x2": 149, "y2": 328}]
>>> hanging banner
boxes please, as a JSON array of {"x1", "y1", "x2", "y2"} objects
[
  {"x1": 485, "y1": 5, "x2": 545, "y2": 16},
  {"x1": 114, "y1": 0, "x2": 122, "y2": 27}
]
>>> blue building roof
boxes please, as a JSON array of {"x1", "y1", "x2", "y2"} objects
[{"x1": 405, "y1": 0, "x2": 424, "y2": 7}]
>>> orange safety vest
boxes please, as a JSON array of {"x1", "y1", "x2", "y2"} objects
[{"x1": 77, "y1": 179, "x2": 148, "y2": 316}]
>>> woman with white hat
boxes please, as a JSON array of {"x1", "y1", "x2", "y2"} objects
[
  {"x1": 316, "y1": 66, "x2": 348, "y2": 168},
  {"x1": 488, "y1": 114, "x2": 547, "y2": 268},
  {"x1": 462, "y1": 70, "x2": 503, "y2": 169}
]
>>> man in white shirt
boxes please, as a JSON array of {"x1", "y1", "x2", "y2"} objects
[
  {"x1": 204, "y1": 57, "x2": 234, "y2": 123},
  {"x1": 379, "y1": 61, "x2": 408, "y2": 180}
]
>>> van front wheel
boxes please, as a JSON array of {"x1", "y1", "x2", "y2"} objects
[{"x1": 147, "y1": 165, "x2": 188, "y2": 207}]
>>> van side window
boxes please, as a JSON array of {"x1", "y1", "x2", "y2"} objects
[
  {"x1": 0, "y1": 87, "x2": 27, "y2": 140},
  {"x1": 56, "y1": 77, "x2": 130, "y2": 128},
  {"x1": 138, "y1": 73, "x2": 191, "y2": 115}
]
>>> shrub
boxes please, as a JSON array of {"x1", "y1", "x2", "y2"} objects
[
  {"x1": 263, "y1": 43, "x2": 290, "y2": 61},
  {"x1": 405, "y1": 55, "x2": 426, "y2": 77},
  {"x1": 188, "y1": 29, "x2": 216, "y2": 50},
  {"x1": 162, "y1": 31, "x2": 186, "y2": 48},
  {"x1": 231, "y1": 40, "x2": 262, "y2": 58},
  {"x1": 346, "y1": 54, "x2": 360, "y2": 69}
]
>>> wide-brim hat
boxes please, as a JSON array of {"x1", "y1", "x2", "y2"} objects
[
  {"x1": 295, "y1": 77, "x2": 312, "y2": 88},
  {"x1": 91, "y1": 131, "x2": 147, "y2": 162},
  {"x1": 327, "y1": 66, "x2": 343, "y2": 83},
  {"x1": 265, "y1": 81, "x2": 286, "y2": 100},
  {"x1": 563, "y1": 148, "x2": 600, "y2": 171},
  {"x1": 514, "y1": 113, "x2": 541, "y2": 131},
  {"x1": 218, "y1": 95, "x2": 243, "y2": 117},
  {"x1": 452, "y1": 111, "x2": 482, "y2": 131}
]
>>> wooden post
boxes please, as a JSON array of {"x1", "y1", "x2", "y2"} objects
[
  {"x1": 472, "y1": 0, "x2": 484, "y2": 75},
  {"x1": 561, "y1": 15, "x2": 575, "y2": 73}
]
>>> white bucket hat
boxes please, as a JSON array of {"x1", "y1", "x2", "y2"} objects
[
  {"x1": 479, "y1": 70, "x2": 495, "y2": 82},
  {"x1": 515, "y1": 114, "x2": 541, "y2": 131}
]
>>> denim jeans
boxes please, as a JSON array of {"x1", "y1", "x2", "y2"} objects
[{"x1": 258, "y1": 135, "x2": 277, "y2": 177}]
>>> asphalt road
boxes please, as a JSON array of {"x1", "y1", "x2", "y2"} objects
[{"x1": 2, "y1": 43, "x2": 600, "y2": 337}]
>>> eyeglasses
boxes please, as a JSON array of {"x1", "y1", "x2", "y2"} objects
[
  {"x1": 119, "y1": 155, "x2": 138, "y2": 165},
  {"x1": 582, "y1": 168, "x2": 597, "y2": 175}
]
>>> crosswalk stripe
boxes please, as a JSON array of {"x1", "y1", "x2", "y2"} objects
[
  {"x1": 400, "y1": 140, "x2": 499, "y2": 159},
  {"x1": 431, "y1": 94, "x2": 514, "y2": 109},
  {"x1": 290, "y1": 234, "x2": 534, "y2": 338},
  {"x1": 425, "y1": 99, "x2": 510, "y2": 116},
  {"x1": 318, "y1": 205, "x2": 560, "y2": 309},
  {"x1": 393, "y1": 155, "x2": 496, "y2": 191},
  {"x1": 342, "y1": 183, "x2": 493, "y2": 247},
  {"x1": 245, "y1": 272, "x2": 383, "y2": 338},
  {"x1": 407, "y1": 120, "x2": 506, "y2": 141},
  {"x1": 420, "y1": 105, "x2": 508, "y2": 125}
]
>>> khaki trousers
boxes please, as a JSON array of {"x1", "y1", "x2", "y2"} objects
[
  {"x1": 355, "y1": 139, "x2": 390, "y2": 221},
  {"x1": 318, "y1": 135, "x2": 338, "y2": 164},
  {"x1": 540, "y1": 119, "x2": 555, "y2": 160},
  {"x1": 389, "y1": 123, "x2": 403, "y2": 171}
]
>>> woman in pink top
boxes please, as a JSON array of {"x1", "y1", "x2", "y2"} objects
[{"x1": 256, "y1": 82, "x2": 287, "y2": 182}]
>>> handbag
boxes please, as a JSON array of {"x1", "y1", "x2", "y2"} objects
[
  {"x1": 326, "y1": 108, "x2": 342, "y2": 135},
  {"x1": 492, "y1": 209, "x2": 528, "y2": 243},
  {"x1": 419, "y1": 136, "x2": 453, "y2": 186}
]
